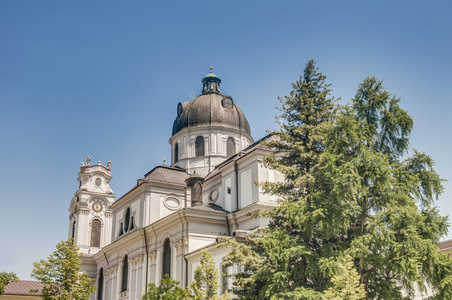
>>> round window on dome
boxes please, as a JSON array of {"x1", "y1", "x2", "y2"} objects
[
  {"x1": 222, "y1": 97, "x2": 233, "y2": 109},
  {"x1": 177, "y1": 103, "x2": 183, "y2": 116}
]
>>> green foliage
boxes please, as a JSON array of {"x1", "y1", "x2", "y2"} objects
[
  {"x1": 31, "y1": 239, "x2": 96, "y2": 300},
  {"x1": 142, "y1": 275, "x2": 188, "y2": 300},
  {"x1": 142, "y1": 250, "x2": 230, "y2": 300},
  {"x1": 189, "y1": 250, "x2": 231, "y2": 300},
  {"x1": 224, "y1": 61, "x2": 452, "y2": 299},
  {"x1": 0, "y1": 271, "x2": 18, "y2": 296},
  {"x1": 322, "y1": 256, "x2": 365, "y2": 300},
  {"x1": 225, "y1": 60, "x2": 339, "y2": 300}
]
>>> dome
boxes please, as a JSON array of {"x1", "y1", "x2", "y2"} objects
[
  {"x1": 171, "y1": 71, "x2": 251, "y2": 137},
  {"x1": 172, "y1": 93, "x2": 251, "y2": 136}
]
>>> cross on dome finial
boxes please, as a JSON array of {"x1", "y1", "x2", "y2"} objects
[{"x1": 210, "y1": 65, "x2": 213, "y2": 72}]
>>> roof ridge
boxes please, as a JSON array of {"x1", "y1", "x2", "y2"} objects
[{"x1": 144, "y1": 164, "x2": 188, "y2": 178}]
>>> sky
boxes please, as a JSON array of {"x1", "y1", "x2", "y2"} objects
[{"x1": 1, "y1": 1, "x2": 451, "y2": 280}]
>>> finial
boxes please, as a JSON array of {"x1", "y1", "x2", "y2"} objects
[
  {"x1": 280, "y1": 119, "x2": 283, "y2": 130},
  {"x1": 107, "y1": 160, "x2": 112, "y2": 170},
  {"x1": 86, "y1": 155, "x2": 91, "y2": 166},
  {"x1": 98, "y1": 160, "x2": 101, "y2": 165},
  {"x1": 163, "y1": 155, "x2": 166, "y2": 165},
  {"x1": 210, "y1": 64, "x2": 212, "y2": 73}
]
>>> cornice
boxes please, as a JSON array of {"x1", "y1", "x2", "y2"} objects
[
  {"x1": 97, "y1": 208, "x2": 229, "y2": 258},
  {"x1": 111, "y1": 181, "x2": 185, "y2": 209},
  {"x1": 169, "y1": 124, "x2": 253, "y2": 145}
]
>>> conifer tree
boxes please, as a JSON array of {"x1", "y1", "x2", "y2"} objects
[
  {"x1": 332, "y1": 77, "x2": 452, "y2": 299},
  {"x1": 322, "y1": 256, "x2": 365, "y2": 300},
  {"x1": 0, "y1": 272, "x2": 18, "y2": 296},
  {"x1": 225, "y1": 64, "x2": 452, "y2": 299},
  {"x1": 225, "y1": 60, "x2": 340, "y2": 299},
  {"x1": 31, "y1": 239, "x2": 95, "y2": 300}
]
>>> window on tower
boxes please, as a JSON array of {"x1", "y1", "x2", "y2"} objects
[
  {"x1": 195, "y1": 136, "x2": 205, "y2": 157},
  {"x1": 72, "y1": 220, "x2": 76, "y2": 240},
  {"x1": 91, "y1": 219, "x2": 101, "y2": 247},
  {"x1": 174, "y1": 143, "x2": 179, "y2": 163}
]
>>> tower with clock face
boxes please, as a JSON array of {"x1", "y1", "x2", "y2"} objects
[{"x1": 68, "y1": 156, "x2": 115, "y2": 260}]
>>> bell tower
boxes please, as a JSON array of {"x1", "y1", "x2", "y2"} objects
[{"x1": 68, "y1": 156, "x2": 115, "y2": 257}]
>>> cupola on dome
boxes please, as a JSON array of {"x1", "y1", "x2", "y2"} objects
[
  {"x1": 172, "y1": 69, "x2": 251, "y2": 137},
  {"x1": 201, "y1": 67, "x2": 221, "y2": 94}
]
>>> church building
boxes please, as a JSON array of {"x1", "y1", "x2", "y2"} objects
[{"x1": 68, "y1": 69, "x2": 282, "y2": 299}]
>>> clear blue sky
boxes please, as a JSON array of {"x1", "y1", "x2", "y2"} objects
[{"x1": 1, "y1": 1, "x2": 451, "y2": 280}]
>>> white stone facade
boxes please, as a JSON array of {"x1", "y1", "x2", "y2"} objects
[
  {"x1": 169, "y1": 126, "x2": 253, "y2": 177},
  {"x1": 69, "y1": 143, "x2": 280, "y2": 300},
  {"x1": 67, "y1": 72, "x2": 283, "y2": 300}
]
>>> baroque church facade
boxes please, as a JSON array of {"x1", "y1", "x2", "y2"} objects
[{"x1": 68, "y1": 69, "x2": 282, "y2": 300}]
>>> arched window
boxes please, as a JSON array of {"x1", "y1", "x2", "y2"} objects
[
  {"x1": 121, "y1": 255, "x2": 128, "y2": 292},
  {"x1": 71, "y1": 220, "x2": 76, "y2": 239},
  {"x1": 227, "y1": 137, "x2": 236, "y2": 157},
  {"x1": 174, "y1": 143, "x2": 179, "y2": 163},
  {"x1": 91, "y1": 219, "x2": 101, "y2": 247},
  {"x1": 162, "y1": 239, "x2": 171, "y2": 277},
  {"x1": 195, "y1": 136, "x2": 205, "y2": 157},
  {"x1": 124, "y1": 207, "x2": 130, "y2": 233},
  {"x1": 97, "y1": 268, "x2": 103, "y2": 300}
]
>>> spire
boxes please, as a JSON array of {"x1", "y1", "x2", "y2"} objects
[{"x1": 201, "y1": 66, "x2": 221, "y2": 94}]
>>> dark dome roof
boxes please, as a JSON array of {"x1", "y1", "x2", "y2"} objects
[{"x1": 172, "y1": 93, "x2": 251, "y2": 136}]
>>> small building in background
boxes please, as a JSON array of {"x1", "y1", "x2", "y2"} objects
[{"x1": 2, "y1": 281, "x2": 43, "y2": 300}]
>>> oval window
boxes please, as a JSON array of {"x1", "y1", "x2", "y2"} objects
[
  {"x1": 209, "y1": 189, "x2": 219, "y2": 203},
  {"x1": 177, "y1": 103, "x2": 183, "y2": 116},
  {"x1": 164, "y1": 197, "x2": 181, "y2": 210},
  {"x1": 222, "y1": 97, "x2": 233, "y2": 109}
]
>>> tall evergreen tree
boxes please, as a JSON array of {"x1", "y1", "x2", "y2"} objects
[
  {"x1": 225, "y1": 64, "x2": 452, "y2": 299},
  {"x1": 322, "y1": 256, "x2": 365, "y2": 300},
  {"x1": 31, "y1": 239, "x2": 96, "y2": 300},
  {"x1": 225, "y1": 60, "x2": 342, "y2": 299},
  {"x1": 334, "y1": 77, "x2": 452, "y2": 299}
]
